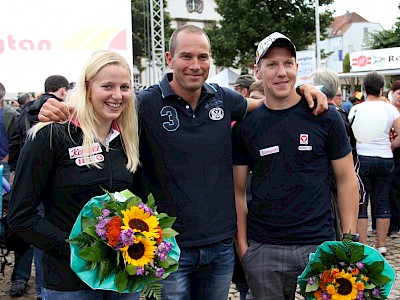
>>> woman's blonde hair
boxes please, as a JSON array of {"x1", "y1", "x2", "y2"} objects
[{"x1": 31, "y1": 50, "x2": 140, "y2": 173}]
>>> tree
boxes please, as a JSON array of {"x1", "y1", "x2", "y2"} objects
[
  {"x1": 342, "y1": 53, "x2": 350, "y2": 73},
  {"x1": 367, "y1": 3, "x2": 400, "y2": 49},
  {"x1": 206, "y1": 0, "x2": 334, "y2": 69},
  {"x1": 132, "y1": 0, "x2": 173, "y2": 72}
]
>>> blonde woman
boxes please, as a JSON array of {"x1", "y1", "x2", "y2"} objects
[{"x1": 8, "y1": 50, "x2": 141, "y2": 299}]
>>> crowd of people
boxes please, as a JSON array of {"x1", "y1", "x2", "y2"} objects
[{"x1": 0, "y1": 25, "x2": 399, "y2": 300}]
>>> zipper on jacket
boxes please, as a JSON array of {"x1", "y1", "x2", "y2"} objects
[{"x1": 105, "y1": 130, "x2": 112, "y2": 152}]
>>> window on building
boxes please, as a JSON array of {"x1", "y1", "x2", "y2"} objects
[
  {"x1": 348, "y1": 44, "x2": 354, "y2": 53},
  {"x1": 187, "y1": 0, "x2": 203, "y2": 13},
  {"x1": 363, "y1": 27, "x2": 369, "y2": 41},
  {"x1": 133, "y1": 74, "x2": 140, "y2": 84}
]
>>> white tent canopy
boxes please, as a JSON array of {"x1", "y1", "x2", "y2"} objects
[{"x1": 206, "y1": 68, "x2": 240, "y2": 89}]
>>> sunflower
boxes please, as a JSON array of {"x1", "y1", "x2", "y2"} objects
[
  {"x1": 121, "y1": 235, "x2": 157, "y2": 267},
  {"x1": 121, "y1": 206, "x2": 160, "y2": 239},
  {"x1": 331, "y1": 270, "x2": 358, "y2": 300}
]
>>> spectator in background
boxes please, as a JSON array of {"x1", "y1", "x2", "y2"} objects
[
  {"x1": 341, "y1": 91, "x2": 364, "y2": 114},
  {"x1": 9, "y1": 75, "x2": 69, "y2": 182},
  {"x1": 0, "y1": 83, "x2": 19, "y2": 183},
  {"x1": 16, "y1": 92, "x2": 32, "y2": 113},
  {"x1": 248, "y1": 81, "x2": 264, "y2": 100},
  {"x1": 333, "y1": 86, "x2": 343, "y2": 107},
  {"x1": 7, "y1": 75, "x2": 69, "y2": 300},
  {"x1": 389, "y1": 80, "x2": 400, "y2": 237},
  {"x1": 311, "y1": 68, "x2": 360, "y2": 240},
  {"x1": 350, "y1": 72, "x2": 400, "y2": 256},
  {"x1": 231, "y1": 75, "x2": 255, "y2": 97}
]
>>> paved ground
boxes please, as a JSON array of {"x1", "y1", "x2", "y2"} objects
[{"x1": 1, "y1": 232, "x2": 399, "y2": 299}]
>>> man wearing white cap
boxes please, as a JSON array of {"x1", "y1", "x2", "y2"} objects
[{"x1": 232, "y1": 32, "x2": 359, "y2": 299}]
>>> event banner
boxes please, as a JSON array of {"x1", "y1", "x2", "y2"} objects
[
  {"x1": 350, "y1": 47, "x2": 400, "y2": 72},
  {"x1": 0, "y1": 0, "x2": 133, "y2": 94}
]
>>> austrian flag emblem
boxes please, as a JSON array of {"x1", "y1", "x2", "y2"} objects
[{"x1": 299, "y1": 134, "x2": 308, "y2": 145}]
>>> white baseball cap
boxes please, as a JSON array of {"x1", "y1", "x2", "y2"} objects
[{"x1": 255, "y1": 32, "x2": 296, "y2": 64}]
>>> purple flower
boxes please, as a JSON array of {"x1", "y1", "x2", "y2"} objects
[
  {"x1": 356, "y1": 261, "x2": 364, "y2": 270},
  {"x1": 136, "y1": 266, "x2": 145, "y2": 276},
  {"x1": 155, "y1": 267, "x2": 164, "y2": 278},
  {"x1": 158, "y1": 241, "x2": 172, "y2": 252},
  {"x1": 372, "y1": 288, "x2": 380, "y2": 296},
  {"x1": 138, "y1": 203, "x2": 154, "y2": 215},
  {"x1": 95, "y1": 227, "x2": 107, "y2": 239},
  {"x1": 97, "y1": 218, "x2": 110, "y2": 228},
  {"x1": 157, "y1": 252, "x2": 168, "y2": 261},
  {"x1": 155, "y1": 241, "x2": 173, "y2": 261},
  {"x1": 339, "y1": 261, "x2": 346, "y2": 267},
  {"x1": 321, "y1": 292, "x2": 330, "y2": 300},
  {"x1": 102, "y1": 209, "x2": 110, "y2": 217},
  {"x1": 119, "y1": 229, "x2": 135, "y2": 247},
  {"x1": 307, "y1": 277, "x2": 314, "y2": 285},
  {"x1": 356, "y1": 291, "x2": 364, "y2": 300}
]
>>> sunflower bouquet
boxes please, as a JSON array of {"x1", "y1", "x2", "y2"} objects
[
  {"x1": 298, "y1": 240, "x2": 395, "y2": 300},
  {"x1": 68, "y1": 189, "x2": 180, "y2": 299}
]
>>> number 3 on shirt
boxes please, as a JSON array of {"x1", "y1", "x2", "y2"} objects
[{"x1": 160, "y1": 106, "x2": 180, "y2": 132}]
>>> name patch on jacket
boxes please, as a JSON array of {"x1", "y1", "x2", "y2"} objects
[
  {"x1": 260, "y1": 145, "x2": 279, "y2": 156},
  {"x1": 75, "y1": 154, "x2": 105, "y2": 166},
  {"x1": 69, "y1": 143, "x2": 102, "y2": 159},
  {"x1": 69, "y1": 143, "x2": 104, "y2": 166}
]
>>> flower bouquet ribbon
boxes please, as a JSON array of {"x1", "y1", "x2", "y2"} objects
[
  {"x1": 69, "y1": 189, "x2": 180, "y2": 299},
  {"x1": 298, "y1": 240, "x2": 395, "y2": 299}
]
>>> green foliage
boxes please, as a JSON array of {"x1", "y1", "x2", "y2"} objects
[
  {"x1": 78, "y1": 243, "x2": 106, "y2": 262},
  {"x1": 158, "y1": 216, "x2": 176, "y2": 229},
  {"x1": 141, "y1": 281, "x2": 163, "y2": 300},
  {"x1": 367, "y1": 3, "x2": 400, "y2": 49},
  {"x1": 342, "y1": 53, "x2": 350, "y2": 73},
  {"x1": 161, "y1": 228, "x2": 178, "y2": 238},
  {"x1": 115, "y1": 270, "x2": 129, "y2": 293},
  {"x1": 67, "y1": 232, "x2": 97, "y2": 249},
  {"x1": 99, "y1": 258, "x2": 118, "y2": 283},
  {"x1": 206, "y1": 0, "x2": 334, "y2": 68}
]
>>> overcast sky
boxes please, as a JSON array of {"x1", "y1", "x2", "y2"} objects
[{"x1": 322, "y1": 0, "x2": 399, "y2": 30}]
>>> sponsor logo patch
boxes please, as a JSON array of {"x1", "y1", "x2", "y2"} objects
[
  {"x1": 75, "y1": 154, "x2": 104, "y2": 166},
  {"x1": 209, "y1": 107, "x2": 224, "y2": 120},
  {"x1": 69, "y1": 143, "x2": 102, "y2": 159},
  {"x1": 298, "y1": 146, "x2": 312, "y2": 151},
  {"x1": 299, "y1": 134, "x2": 308, "y2": 145}
]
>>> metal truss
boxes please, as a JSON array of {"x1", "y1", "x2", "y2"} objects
[{"x1": 149, "y1": 0, "x2": 165, "y2": 84}]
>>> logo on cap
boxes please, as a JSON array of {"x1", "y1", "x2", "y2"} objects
[{"x1": 255, "y1": 32, "x2": 296, "y2": 64}]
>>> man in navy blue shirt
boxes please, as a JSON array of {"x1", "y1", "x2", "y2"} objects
[
  {"x1": 39, "y1": 26, "x2": 328, "y2": 300},
  {"x1": 232, "y1": 32, "x2": 359, "y2": 299}
]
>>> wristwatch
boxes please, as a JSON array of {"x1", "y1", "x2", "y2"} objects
[
  {"x1": 295, "y1": 85, "x2": 304, "y2": 96},
  {"x1": 341, "y1": 233, "x2": 360, "y2": 242}
]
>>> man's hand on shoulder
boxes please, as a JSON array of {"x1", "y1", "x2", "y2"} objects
[
  {"x1": 246, "y1": 97, "x2": 265, "y2": 112},
  {"x1": 298, "y1": 84, "x2": 328, "y2": 115},
  {"x1": 38, "y1": 98, "x2": 74, "y2": 122}
]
